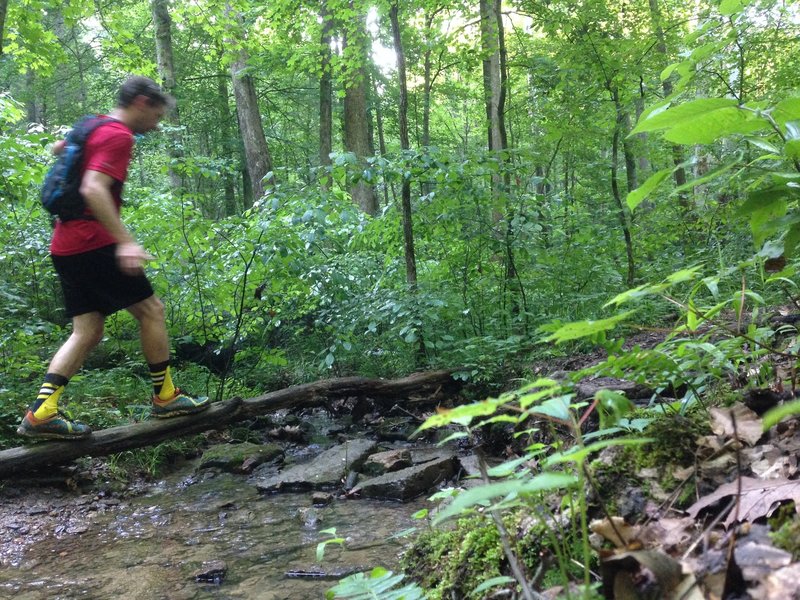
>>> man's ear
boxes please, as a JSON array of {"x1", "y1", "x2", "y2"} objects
[{"x1": 131, "y1": 95, "x2": 151, "y2": 110}]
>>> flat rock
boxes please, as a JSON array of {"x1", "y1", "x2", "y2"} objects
[
  {"x1": 362, "y1": 449, "x2": 413, "y2": 476},
  {"x1": 354, "y1": 454, "x2": 457, "y2": 502},
  {"x1": 254, "y1": 438, "x2": 377, "y2": 493}
]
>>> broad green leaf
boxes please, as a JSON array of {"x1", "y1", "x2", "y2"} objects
[
  {"x1": 542, "y1": 311, "x2": 635, "y2": 343},
  {"x1": 745, "y1": 137, "x2": 780, "y2": 154},
  {"x1": 762, "y1": 399, "x2": 800, "y2": 430},
  {"x1": 773, "y1": 97, "x2": 800, "y2": 126},
  {"x1": 528, "y1": 395, "x2": 572, "y2": 421},
  {"x1": 604, "y1": 284, "x2": 666, "y2": 307},
  {"x1": 785, "y1": 223, "x2": 800, "y2": 258},
  {"x1": 749, "y1": 197, "x2": 787, "y2": 246},
  {"x1": 785, "y1": 139, "x2": 800, "y2": 160},
  {"x1": 416, "y1": 397, "x2": 508, "y2": 431},
  {"x1": 627, "y1": 168, "x2": 672, "y2": 211},
  {"x1": 719, "y1": 0, "x2": 752, "y2": 15},
  {"x1": 687, "y1": 300, "x2": 699, "y2": 331},
  {"x1": 432, "y1": 472, "x2": 577, "y2": 524},
  {"x1": 665, "y1": 265, "x2": 703, "y2": 284},
  {"x1": 663, "y1": 108, "x2": 766, "y2": 144},
  {"x1": 632, "y1": 98, "x2": 738, "y2": 135}
]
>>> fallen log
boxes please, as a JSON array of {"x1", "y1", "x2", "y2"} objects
[{"x1": 0, "y1": 370, "x2": 459, "y2": 479}]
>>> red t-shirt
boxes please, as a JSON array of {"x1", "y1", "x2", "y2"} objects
[{"x1": 50, "y1": 118, "x2": 134, "y2": 256}]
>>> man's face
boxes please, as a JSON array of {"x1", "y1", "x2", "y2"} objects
[{"x1": 132, "y1": 96, "x2": 167, "y2": 134}]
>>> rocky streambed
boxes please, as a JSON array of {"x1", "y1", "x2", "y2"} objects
[{"x1": 0, "y1": 407, "x2": 474, "y2": 599}]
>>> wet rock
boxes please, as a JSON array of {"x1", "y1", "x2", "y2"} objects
[
  {"x1": 297, "y1": 506, "x2": 321, "y2": 528},
  {"x1": 354, "y1": 454, "x2": 458, "y2": 502},
  {"x1": 362, "y1": 449, "x2": 413, "y2": 476},
  {"x1": 312, "y1": 492, "x2": 333, "y2": 506},
  {"x1": 199, "y1": 442, "x2": 284, "y2": 474},
  {"x1": 254, "y1": 439, "x2": 377, "y2": 493},
  {"x1": 194, "y1": 560, "x2": 227, "y2": 585},
  {"x1": 375, "y1": 417, "x2": 418, "y2": 441}
]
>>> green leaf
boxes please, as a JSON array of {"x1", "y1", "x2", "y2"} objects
[
  {"x1": 627, "y1": 168, "x2": 672, "y2": 211},
  {"x1": 773, "y1": 97, "x2": 800, "y2": 126},
  {"x1": 432, "y1": 472, "x2": 577, "y2": 525},
  {"x1": 542, "y1": 311, "x2": 635, "y2": 343},
  {"x1": 632, "y1": 98, "x2": 738, "y2": 135},
  {"x1": 719, "y1": 0, "x2": 752, "y2": 15},
  {"x1": 663, "y1": 107, "x2": 766, "y2": 144},
  {"x1": 762, "y1": 399, "x2": 800, "y2": 430},
  {"x1": 474, "y1": 576, "x2": 516, "y2": 594},
  {"x1": 785, "y1": 139, "x2": 800, "y2": 160}
]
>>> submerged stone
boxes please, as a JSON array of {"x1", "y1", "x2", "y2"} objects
[
  {"x1": 254, "y1": 438, "x2": 377, "y2": 493},
  {"x1": 198, "y1": 443, "x2": 284, "y2": 474}
]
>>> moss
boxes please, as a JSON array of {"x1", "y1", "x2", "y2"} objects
[
  {"x1": 401, "y1": 510, "x2": 586, "y2": 599},
  {"x1": 635, "y1": 409, "x2": 710, "y2": 470},
  {"x1": 769, "y1": 504, "x2": 800, "y2": 560}
]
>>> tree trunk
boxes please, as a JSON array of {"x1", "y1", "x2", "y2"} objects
[
  {"x1": 480, "y1": 0, "x2": 506, "y2": 154},
  {"x1": 151, "y1": 0, "x2": 183, "y2": 189},
  {"x1": 389, "y1": 3, "x2": 417, "y2": 290},
  {"x1": 342, "y1": 6, "x2": 377, "y2": 216},
  {"x1": 319, "y1": 1, "x2": 334, "y2": 173},
  {"x1": 0, "y1": 371, "x2": 460, "y2": 478},
  {"x1": 217, "y1": 72, "x2": 238, "y2": 215},
  {"x1": 648, "y1": 0, "x2": 689, "y2": 211},
  {"x1": 611, "y1": 89, "x2": 636, "y2": 288},
  {"x1": 0, "y1": 0, "x2": 7, "y2": 56}
]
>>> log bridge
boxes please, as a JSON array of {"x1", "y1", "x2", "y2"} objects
[{"x1": 0, "y1": 370, "x2": 460, "y2": 479}]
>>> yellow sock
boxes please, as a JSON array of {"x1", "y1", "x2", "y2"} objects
[
  {"x1": 150, "y1": 362, "x2": 176, "y2": 401},
  {"x1": 158, "y1": 367, "x2": 176, "y2": 400},
  {"x1": 32, "y1": 381, "x2": 66, "y2": 419}
]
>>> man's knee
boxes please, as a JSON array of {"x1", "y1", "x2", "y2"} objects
[
  {"x1": 128, "y1": 295, "x2": 165, "y2": 323},
  {"x1": 72, "y1": 316, "x2": 105, "y2": 348}
]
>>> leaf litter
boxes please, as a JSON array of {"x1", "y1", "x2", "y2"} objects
[{"x1": 588, "y1": 402, "x2": 800, "y2": 599}]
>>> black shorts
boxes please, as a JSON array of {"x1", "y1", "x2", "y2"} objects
[{"x1": 51, "y1": 245, "x2": 154, "y2": 318}]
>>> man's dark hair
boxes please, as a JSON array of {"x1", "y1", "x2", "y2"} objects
[{"x1": 117, "y1": 76, "x2": 172, "y2": 108}]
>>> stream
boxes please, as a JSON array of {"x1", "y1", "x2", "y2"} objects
[{"x1": 0, "y1": 459, "x2": 428, "y2": 599}]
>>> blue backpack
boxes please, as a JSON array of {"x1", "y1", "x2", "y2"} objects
[{"x1": 40, "y1": 115, "x2": 116, "y2": 222}]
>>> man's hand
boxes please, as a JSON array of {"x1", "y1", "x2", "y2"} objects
[{"x1": 116, "y1": 242, "x2": 154, "y2": 275}]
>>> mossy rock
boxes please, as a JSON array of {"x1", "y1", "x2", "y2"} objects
[{"x1": 199, "y1": 442, "x2": 284, "y2": 473}]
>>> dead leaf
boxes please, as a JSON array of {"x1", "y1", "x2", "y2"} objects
[
  {"x1": 686, "y1": 476, "x2": 800, "y2": 527},
  {"x1": 637, "y1": 517, "x2": 695, "y2": 553},
  {"x1": 709, "y1": 403, "x2": 763, "y2": 446},
  {"x1": 590, "y1": 516, "x2": 638, "y2": 548}
]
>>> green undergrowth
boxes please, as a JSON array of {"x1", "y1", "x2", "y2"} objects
[{"x1": 401, "y1": 511, "x2": 589, "y2": 599}]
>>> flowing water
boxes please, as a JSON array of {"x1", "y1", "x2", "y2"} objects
[{"x1": 0, "y1": 463, "x2": 428, "y2": 600}]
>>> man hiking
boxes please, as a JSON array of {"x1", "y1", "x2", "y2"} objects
[{"x1": 18, "y1": 76, "x2": 210, "y2": 440}]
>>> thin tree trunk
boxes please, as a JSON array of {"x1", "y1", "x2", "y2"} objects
[
  {"x1": 0, "y1": 0, "x2": 7, "y2": 56},
  {"x1": 151, "y1": 0, "x2": 182, "y2": 189},
  {"x1": 226, "y1": 4, "x2": 274, "y2": 204},
  {"x1": 389, "y1": 4, "x2": 417, "y2": 289},
  {"x1": 319, "y1": 1, "x2": 333, "y2": 174},
  {"x1": 611, "y1": 103, "x2": 636, "y2": 288},
  {"x1": 217, "y1": 72, "x2": 237, "y2": 215},
  {"x1": 648, "y1": 0, "x2": 689, "y2": 211}
]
